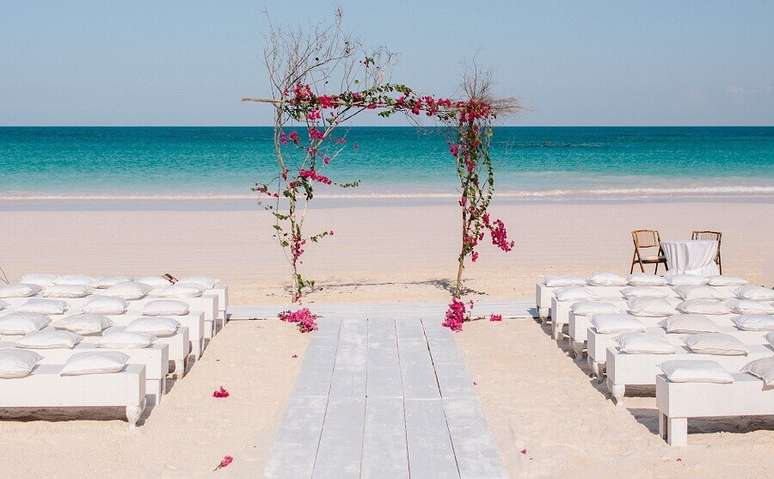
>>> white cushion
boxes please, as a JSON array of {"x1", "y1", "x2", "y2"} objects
[
  {"x1": 616, "y1": 332, "x2": 677, "y2": 354},
  {"x1": 627, "y1": 273, "x2": 667, "y2": 286},
  {"x1": 17, "y1": 298, "x2": 68, "y2": 315},
  {"x1": 15, "y1": 330, "x2": 82, "y2": 349},
  {"x1": 733, "y1": 315, "x2": 774, "y2": 331},
  {"x1": 664, "y1": 314, "x2": 719, "y2": 334},
  {"x1": 0, "y1": 350, "x2": 43, "y2": 378},
  {"x1": 554, "y1": 287, "x2": 595, "y2": 302},
  {"x1": 587, "y1": 272, "x2": 627, "y2": 286},
  {"x1": 53, "y1": 275, "x2": 95, "y2": 286},
  {"x1": 99, "y1": 330, "x2": 155, "y2": 349},
  {"x1": 135, "y1": 276, "x2": 173, "y2": 287},
  {"x1": 622, "y1": 286, "x2": 670, "y2": 299},
  {"x1": 143, "y1": 300, "x2": 189, "y2": 316},
  {"x1": 89, "y1": 276, "x2": 133, "y2": 289},
  {"x1": 735, "y1": 285, "x2": 774, "y2": 301},
  {"x1": 0, "y1": 312, "x2": 51, "y2": 335},
  {"x1": 660, "y1": 360, "x2": 734, "y2": 384},
  {"x1": 125, "y1": 317, "x2": 179, "y2": 337},
  {"x1": 55, "y1": 314, "x2": 113, "y2": 335},
  {"x1": 728, "y1": 299, "x2": 774, "y2": 315},
  {"x1": 82, "y1": 296, "x2": 128, "y2": 315},
  {"x1": 677, "y1": 299, "x2": 731, "y2": 315},
  {"x1": 591, "y1": 314, "x2": 646, "y2": 334},
  {"x1": 684, "y1": 333, "x2": 748, "y2": 356},
  {"x1": 60, "y1": 351, "x2": 129, "y2": 376},
  {"x1": 627, "y1": 297, "x2": 677, "y2": 317},
  {"x1": 742, "y1": 358, "x2": 774, "y2": 387},
  {"x1": 666, "y1": 274, "x2": 709, "y2": 286},
  {"x1": 0, "y1": 283, "x2": 41, "y2": 298},
  {"x1": 570, "y1": 302, "x2": 623, "y2": 316},
  {"x1": 18, "y1": 273, "x2": 57, "y2": 287},
  {"x1": 148, "y1": 284, "x2": 204, "y2": 299},
  {"x1": 674, "y1": 285, "x2": 725, "y2": 301},
  {"x1": 104, "y1": 282, "x2": 151, "y2": 300},
  {"x1": 708, "y1": 276, "x2": 747, "y2": 287},
  {"x1": 179, "y1": 276, "x2": 219, "y2": 289},
  {"x1": 43, "y1": 284, "x2": 89, "y2": 298}
]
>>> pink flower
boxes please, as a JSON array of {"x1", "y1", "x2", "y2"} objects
[
  {"x1": 278, "y1": 308, "x2": 319, "y2": 333},
  {"x1": 288, "y1": 131, "x2": 299, "y2": 144},
  {"x1": 299, "y1": 169, "x2": 332, "y2": 185},
  {"x1": 279, "y1": 132, "x2": 288, "y2": 145},
  {"x1": 323, "y1": 156, "x2": 331, "y2": 165},
  {"x1": 214, "y1": 455, "x2": 234, "y2": 471},
  {"x1": 471, "y1": 251, "x2": 479, "y2": 262},
  {"x1": 212, "y1": 386, "x2": 230, "y2": 398},
  {"x1": 307, "y1": 109, "x2": 321, "y2": 120},
  {"x1": 449, "y1": 143, "x2": 460, "y2": 157},
  {"x1": 443, "y1": 298, "x2": 467, "y2": 332},
  {"x1": 309, "y1": 128, "x2": 325, "y2": 140},
  {"x1": 490, "y1": 313, "x2": 503, "y2": 322}
]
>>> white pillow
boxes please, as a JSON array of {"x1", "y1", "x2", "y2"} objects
[
  {"x1": 666, "y1": 274, "x2": 709, "y2": 286},
  {"x1": 677, "y1": 299, "x2": 731, "y2": 315},
  {"x1": 0, "y1": 283, "x2": 41, "y2": 298},
  {"x1": 664, "y1": 314, "x2": 719, "y2": 334},
  {"x1": 149, "y1": 284, "x2": 204, "y2": 299},
  {"x1": 54, "y1": 275, "x2": 95, "y2": 286},
  {"x1": 571, "y1": 302, "x2": 623, "y2": 316},
  {"x1": 125, "y1": 317, "x2": 179, "y2": 337},
  {"x1": 728, "y1": 299, "x2": 774, "y2": 315},
  {"x1": 591, "y1": 314, "x2": 646, "y2": 334},
  {"x1": 735, "y1": 285, "x2": 774, "y2": 301},
  {"x1": 104, "y1": 282, "x2": 151, "y2": 300},
  {"x1": 19, "y1": 273, "x2": 57, "y2": 287},
  {"x1": 15, "y1": 330, "x2": 82, "y2": 349},
  {"x1": 0, "y1": 312, "x2": 51, "y2": 335},
  {"x1": 55, "y1": 314, "x2": 113, "y2": 335},
  {"x1": 179, "y1": 276, "x2": 218, "y2": 289},
  {"x1": 627, "y1": 297, "x2": 677, "y2": 317},
  {"x1": 135, "y1": 276, "x2": 173, "y2": 287},
  {"x1": 622, "y1": 286, "x2": 670, "y2": 299},
  {"x1": 143, "y1": 300, "x2": 189, "y2": 316},
  {"x1": 674, "y1": 285, "x2": 725, "y2": 301},
  {"x1": 660, "y1": 360, "x2": 734, "y2": 384},
  {"x1": 741, "y1": 358, "x2": 774, "y2": 387},
  {"x1": 0, "y1": 350, "x2": 43, "y2": 378},
  {"x1": 554, "y1": 287, "x2": 595, "y2": 302},
  {"x1": 60, "y1": 351, "x2": 129, "y2": 376},
  {"x1": 99, "y1": 330, "x2": 155, "y2": 349},
  {"x1": 627, "y1": 273, "x2": 667, "y2": 286},
  {"x1": 587, "y1": 272, "x2": 627, "y2": 286},
  {"x1": 708, "y1": 276, "x2": 747, "y2": 287},
  {"x1": 616, "y1": 332, "x2": 677, "y2": 354},
  {"x1": 684, "y1": 333, "x2": 748, "y2": 356},
  {"x1": 89, "y1": 276, "x2": 133, "y2": 289},
  {"x1": 17, "y1": 298, "x2": 68, "y2": 315},
  {"x1": 733, "y1": 315, "x2": 774, "y2": 331},
  {"x1": 82, "y1": 296, "x2": 128, "y2": 315},
  {"x1": 43, "y1": 284, "x2": 89, "y2": 299}
]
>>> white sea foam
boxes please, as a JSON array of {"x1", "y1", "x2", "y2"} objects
[{"x1": 3, "y1": 185, "x2": 774, "y2": 201}]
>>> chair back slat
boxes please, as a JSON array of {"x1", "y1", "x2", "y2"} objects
[
  {"x1": 691, "y1": 230, "x2": 721, "y2": 243},
  {"x1": 632, "y1": 229, "x2": 660, "y2": 249}
]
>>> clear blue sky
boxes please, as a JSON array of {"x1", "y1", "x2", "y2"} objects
[{"x1": 2, "y1": 1, "x2": 773, "y2": 126}]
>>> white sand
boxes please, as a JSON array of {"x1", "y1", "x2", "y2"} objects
[{"x1": 2, "y1": 199, "x2": 774, "y2": 477}]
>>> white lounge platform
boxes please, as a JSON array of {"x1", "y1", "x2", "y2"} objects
[
  {"x1": 0, "y1": 363, "x2": 146, "y2": 431},
  {"x1": 656, "y1": 373, "x2": 774, "y2": 446},
  {"x1": 264, "y1": 317, "x2": 507, "y2": 479},
  {"x1": 606, "y1": 344, "x2": 774, "y2": 405}
]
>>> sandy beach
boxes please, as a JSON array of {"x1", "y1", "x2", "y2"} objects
[{"x1": 2, "y1": 199, "x2": 774, "y2": 477}]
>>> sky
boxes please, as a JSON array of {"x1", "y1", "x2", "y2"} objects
[{"x1": 1, "y1": 1, "x2": 773, "y2": 126}]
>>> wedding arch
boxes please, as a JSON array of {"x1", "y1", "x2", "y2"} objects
[{"x1": 243, "y1": 11, "x2": 517, "y2": 331}]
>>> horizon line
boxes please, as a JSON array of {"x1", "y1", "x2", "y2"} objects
[{"x1": 2, "y1": 124, "x2": 774, "y2": 128}]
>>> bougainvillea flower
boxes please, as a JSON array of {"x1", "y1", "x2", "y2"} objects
[
  {"x1": 213, "y1": 455, "x2": 234, "y2": 471},
  {"x1": 490, "y1": 314, "x2": 503, "y2": 322},
  {"x1": 212, "y1": 386, "x2": 230, "y2": 398}
]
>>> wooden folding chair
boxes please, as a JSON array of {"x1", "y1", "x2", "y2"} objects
[
  {"x1": 691, "y1": 230, "x2": 722, "y2": 274},
  {"x1": 630, "y1": 229, "x2": 669, "y2": 273}
]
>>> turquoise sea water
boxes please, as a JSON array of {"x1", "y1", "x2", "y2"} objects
[{"x1": 1, "y1": 127, "x2": 774, "y2": 200}]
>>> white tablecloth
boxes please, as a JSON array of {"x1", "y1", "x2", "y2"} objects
[{"x1": 661, "y1": 240, "x2": 719, "y2": 275}]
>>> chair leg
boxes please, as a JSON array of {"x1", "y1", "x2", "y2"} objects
[{"x1": 654, "y1": 262, "x2": 659, "y2": 274}]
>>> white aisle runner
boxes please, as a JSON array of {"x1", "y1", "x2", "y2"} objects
[{"x1": 264, "y1": 317, "x2": 507, "y2": 479}]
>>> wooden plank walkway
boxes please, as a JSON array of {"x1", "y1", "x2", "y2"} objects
[{"x1": 264, "y1": 316, "x2": 508, "y2": 479}]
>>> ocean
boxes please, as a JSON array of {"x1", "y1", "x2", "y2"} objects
[{"x1": 2, "y1": 126, "x2": 774, "y2": 202}]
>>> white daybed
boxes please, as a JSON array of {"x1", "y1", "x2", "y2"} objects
[
  {"x1": 656, "y1": 373, "x2": 774, "y2": 446},
  {"x1": 0, "y1": 363, "x2": 146, "y2": 431}
]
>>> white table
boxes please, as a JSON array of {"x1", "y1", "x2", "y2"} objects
[{"x1": 661, "y1": 240, "x2": 719, "y2": 275}]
